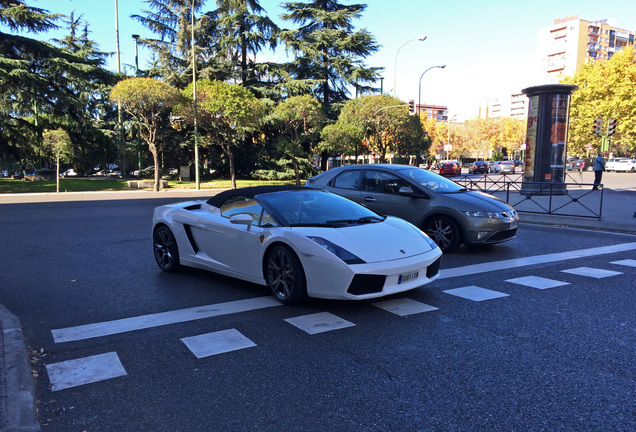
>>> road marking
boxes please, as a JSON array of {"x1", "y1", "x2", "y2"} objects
[
  {"x1": 46, "y1": 352, "x2": 127, "y2": 391},
  {"x1": 49, "y1": 242, "x2": 636, "y2": 344},
  {"x1": 372, "y1": 298, "x2": 438, "y2": 316},
  {"x1": 438, "y1": 242, "x2": 636, "y2": 279},
  {"x1": 611, "y1": 259, "x2": 636, "y2": 268},
  {"x1": 181, "y1": 329, "x2": 256, "y2": 359},
  {"x1": 52, "y1": 296, "x2": 282, "y2": 343},
  {"x1": 444, "y1": 286, "x2": 509, "y2": 302},
  {"x1": 506, "y1": 276, "x2": 570, "y2": 290},
  {"x1": 561, "y1": 267, "x2": 623, "y2": 279},
  {"x1": 285, "y1": 312, "x2": 355, "y2": 335}
]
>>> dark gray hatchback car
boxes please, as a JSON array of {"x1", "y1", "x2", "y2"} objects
[{"x1": 305, "y1": 164, "x2": 519, "y2": 253}]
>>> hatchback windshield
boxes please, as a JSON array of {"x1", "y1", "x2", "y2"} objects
[
  {"x1": 399, "y1": 167, "x2": 464, "y2": 193},
  {"x1": 259, "y1": 190, "x2": 382, "y2": 227}
]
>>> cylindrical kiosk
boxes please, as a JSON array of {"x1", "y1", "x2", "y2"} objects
[{"x1": 520, "y1": 84, "x2": 578, "y2": 196}]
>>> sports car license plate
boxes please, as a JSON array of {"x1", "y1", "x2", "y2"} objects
[{"x1": 398, "y1": 271, "x2": 419, "y2": 284}]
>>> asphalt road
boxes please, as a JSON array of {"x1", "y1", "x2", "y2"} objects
[{"x1": 1, "y1": 196, "x2": 635, "y2": 431}]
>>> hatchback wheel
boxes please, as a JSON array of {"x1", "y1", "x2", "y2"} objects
[
  {"x1": 153, "y1": 225, "x2": 180, "y2": 272},
  {"x1": 423, "y1": 216, "x2": 461, "y2": 253},
  {"x1": 265, "y1": 245, "x2": 307, "y2": 304}
]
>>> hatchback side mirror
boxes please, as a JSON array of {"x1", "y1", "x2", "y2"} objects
[{"x1": 398, "y1": 186, "x2": 414, "y2": 197}]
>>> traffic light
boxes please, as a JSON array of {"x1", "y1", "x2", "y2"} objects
[
  {"x1": 608, "y1": 119, "x2": 617, "y2": 136},
  {"x1": 408, "y1": 100, "x2": 415, "y2": 115},
  {"x1": 593, "y1": 118, "x2": 602, "y2": 136}
]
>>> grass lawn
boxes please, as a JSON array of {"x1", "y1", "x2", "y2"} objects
[{"x1": 0, "y1": 177, "x2": 300, "y2": 194}]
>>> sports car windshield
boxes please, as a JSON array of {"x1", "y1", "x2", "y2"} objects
[
  {"x1": 399, "y1": 167, "x2": 464, "y2": 193},
  {"x1": 259, "y1": 190, "x2": 384, "y2": 227}
]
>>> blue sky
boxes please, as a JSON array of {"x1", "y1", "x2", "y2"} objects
[{"x1": 19, "y1": 1, "x2": 636, "y2": 119}]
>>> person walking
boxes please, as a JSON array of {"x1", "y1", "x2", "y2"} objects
[{"x1": 592, "y1": 152, "x2": 605, "y2": 190}]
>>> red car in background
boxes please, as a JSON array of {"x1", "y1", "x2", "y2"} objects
[{"x1": 439, "y1": 161, "x2": 462, "y2": 176}]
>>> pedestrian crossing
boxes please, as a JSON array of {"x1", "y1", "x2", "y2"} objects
[{"x1": 45, "y1": 260, "x2": 633, "y2": 392}]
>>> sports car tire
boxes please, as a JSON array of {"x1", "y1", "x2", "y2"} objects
[
  {"x1": 423, "y1": 216, "x2": 461, "y2": 253},
  {"x1": 265, "y1": 245, "x2": 307, "y2": 304},
  {"x1": 153, "y1": 225, "x2": 181, "y2": 272}
]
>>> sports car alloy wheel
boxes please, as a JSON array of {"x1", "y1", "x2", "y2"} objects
[
  {"x1": 153, "y1": 225, "x2": 180, "y2": 272},
  {"x1": 424, "y1": 216, "x2": 461, "y2": 253},
  {"x1": 266, "y1": 245, "x2": 307, "y2": 304}
]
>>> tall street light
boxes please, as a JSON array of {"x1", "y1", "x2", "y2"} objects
[
  {"x1": 418, "y1": 65, "x2": 446, "y2": 116},
  {"x1": 132, "y1": 34, "x2": 142, "y2": 173},
  {"x1": 191, "y1": 0, "x2": 200, "y2": 190},
  {"x1": 393, "y1": 35, "x2": 427, "y2": 97},
  {"x1": 115, "y1": 0, "x2": 125, "y2": 177}
]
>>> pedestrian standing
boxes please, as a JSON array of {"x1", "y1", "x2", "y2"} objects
[{"x1": 592, "y1": 152, "x2": 605, "y2": 190}]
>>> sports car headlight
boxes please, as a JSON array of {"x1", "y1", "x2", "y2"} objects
[
  {"x1": 307, "y1": 237, "x2": 366, "y2": 264},
  {"x1": 463, "y1": 210, "x2": 510, "y2": 219}
]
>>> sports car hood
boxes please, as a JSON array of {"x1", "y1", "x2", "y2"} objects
[{"x1": 292, "y1": 218, "x2": 436, "y2": 263}]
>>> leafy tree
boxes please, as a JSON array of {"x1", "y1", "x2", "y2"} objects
[
  {"x1": 132, "y1": 0, "x2": 212, "y2": 88},
  {"x1": 110, "y1": 78, "x2": 182, "y2": 191},
  {"x1": 562, "y1": 45, "x2": 636, "y2": 156},
  {"x1": 337, "y1": 95, "x2": 426, "y2": 163},
  {"x1": 209, "y1": 0, "x2": 279, "y2": 87},
  {"x1": 42, "y1": 128, "x2": 71, "y2": 192},
  {"x1": 1, "y1": 1, "x2": 115, "y2": 170},
  {"x1": 176, "y1": 80, "x2": 264, "y2": 189},
  {"x1": 319, "y1": 121, "x2": 362, "y2": 162},
  {"x1": 280, "y1": 0, "x2": 381, "y2": 114},
  {"x1": 271, "y1": 95, "x2": 324, "y2": 185}
]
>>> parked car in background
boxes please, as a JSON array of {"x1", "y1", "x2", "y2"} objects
[
  {"x1": 489, "y1": 161, "x2": 502, "y2": 173},
  {"x1": 573, "y1": 158, "x2": 594, "y2": 171},
  {"x1": 513, "y1": 160, "x2": 523, "y2": 167},
  {"x1": 305, "y1": 164, "x2": 519, "y2": 253},
  {"x1": 439, "y1": 161, "x2": 462, "y2": 176},
  {"x1": 605, "y1": 158, "x2": 629, "y2": 172},
  {"x1": 61, "y1": 169, "x2": 78, "y2": 177},
  {"x1": 613, "y1": 159, "x2": 636, "y2": 172},
  {"x1": 498, "y1": 161, "x2": 516, "y2": 174},
  {"x1": 468, "y1": 161, "x2": 489, "y2": 174}
]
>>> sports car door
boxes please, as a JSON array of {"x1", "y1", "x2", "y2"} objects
[{"x1": 191, "y1": 198, "x2": 264, "y2": 279}]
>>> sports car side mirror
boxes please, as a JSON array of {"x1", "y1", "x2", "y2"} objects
[{"x1": 230, "y1": 214, "x2": 253, "y2": 231}]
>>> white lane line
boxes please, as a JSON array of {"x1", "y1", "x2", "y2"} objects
[
  {"x1": 372, "y1": 298, "x2": 438, "y2": 316},
  {"x1": 181, "y1": 329, "x2": 256, "y2": 359},
  {"x1": 505, "y1": 276, "x2": 570, "y2": 290},
  {"x1": 444, "y1": 286, "x2": 509, "y2": 302},
  {"x1": 52, "y1": 296, "x2": 282, "y2": 343},
  {"x1": 285, "y1": 312, "x2": 355, "y2": 335},
  {"x1": 46, "y1": 352, "x2": 127, "y2": 391},
  {"x1": 561, "y1": 267, "x2": 623, "y2": 279},
  {"x1": 438, "y1": 242, "x2": 636, "y2": 280}
]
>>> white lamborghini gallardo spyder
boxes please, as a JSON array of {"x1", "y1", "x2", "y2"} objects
[{"x1": 153, "y1": 186, "x2": 442, "y2": 304}]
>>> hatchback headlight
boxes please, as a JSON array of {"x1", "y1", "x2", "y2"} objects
[
  {"x1": 463, "y1": 210, "x2": 512, "y2": 219},
  {"x1": 306, "y1": 237, "x2": 366, "y2": 264}
]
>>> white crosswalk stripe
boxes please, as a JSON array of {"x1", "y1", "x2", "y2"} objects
[
  {"x1": 285, "y1": 312, "x2": 355, "y2": 335},
  {"x1": 372, "y1": 298, "x2": 438, "y2": 316},
  {"x1": 505, "y1": 276, "x2": 570, "y2": 289},
  {"x1": 443, "y1": 286, "x2": 510, "y2": 301},
  {"x1": 181, "y1": 329, "x2": 256, "y2": 359}
]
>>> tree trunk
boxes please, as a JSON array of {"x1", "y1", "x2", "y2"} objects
[
  {"x1": 152, "y1": 148, "x2": 161, "y2": 192},
  {"x1": 293, "y1": 157, "x2": 300, "y2": 186},
  {"x1": 228, "y1": 149, "x2": 236, "y2": 189}
]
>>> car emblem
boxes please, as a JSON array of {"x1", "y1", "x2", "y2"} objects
[{"x1": 400, "y1": 249, "x2": 405, "y2": 254}]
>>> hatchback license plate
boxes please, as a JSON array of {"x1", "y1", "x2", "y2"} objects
[{"x1": 398, "y1": 271, "x2": 419, "y2": 284}]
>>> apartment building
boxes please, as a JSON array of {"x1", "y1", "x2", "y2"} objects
[
  {"x1": 416, "y1": 104, "x2": 448, "y2": 121},
  {"x1": 489, "y1": 93, "x2": 528, "y2": 120},
  {"x1": 538, "y1": 15, "x2": 635, "y2": 83}
]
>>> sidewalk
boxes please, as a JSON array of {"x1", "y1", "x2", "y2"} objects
[{"x1": 1, "y1": 184, "x2": 635, "y2": 431}]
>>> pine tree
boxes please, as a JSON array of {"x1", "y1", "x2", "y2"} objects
[{"x1": 279, "y1": 0, "x2": 381, "y2": 114}]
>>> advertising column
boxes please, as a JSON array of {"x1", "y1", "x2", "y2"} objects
[{"x1": 520, "y1": 84, "x2": 578, "y2": 196}]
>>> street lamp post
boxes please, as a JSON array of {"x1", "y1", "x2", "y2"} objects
[
  {"x1": 418, "y1": 65, "x2": 445, "y2": 116},
  {"x1": 132, "y1": 34, "x2": 142, "y2": 173},
  {"x1": 191, "y1": 0, "x2": 200, "y2": 190},
  {"x1": 115, "y1": 0, "x2": 125, "y2": 177},
  {"x1": 393, "y1": 35, "x2": 427, "y2": 97}
]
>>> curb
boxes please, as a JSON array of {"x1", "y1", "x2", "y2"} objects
[{"x1": 0, "y1": 305, "x2": 40, "y2": 432}]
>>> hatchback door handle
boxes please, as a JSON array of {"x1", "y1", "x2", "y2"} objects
[{"x1": 364, "y1": 196, "x2": 376, "y2": 202}]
